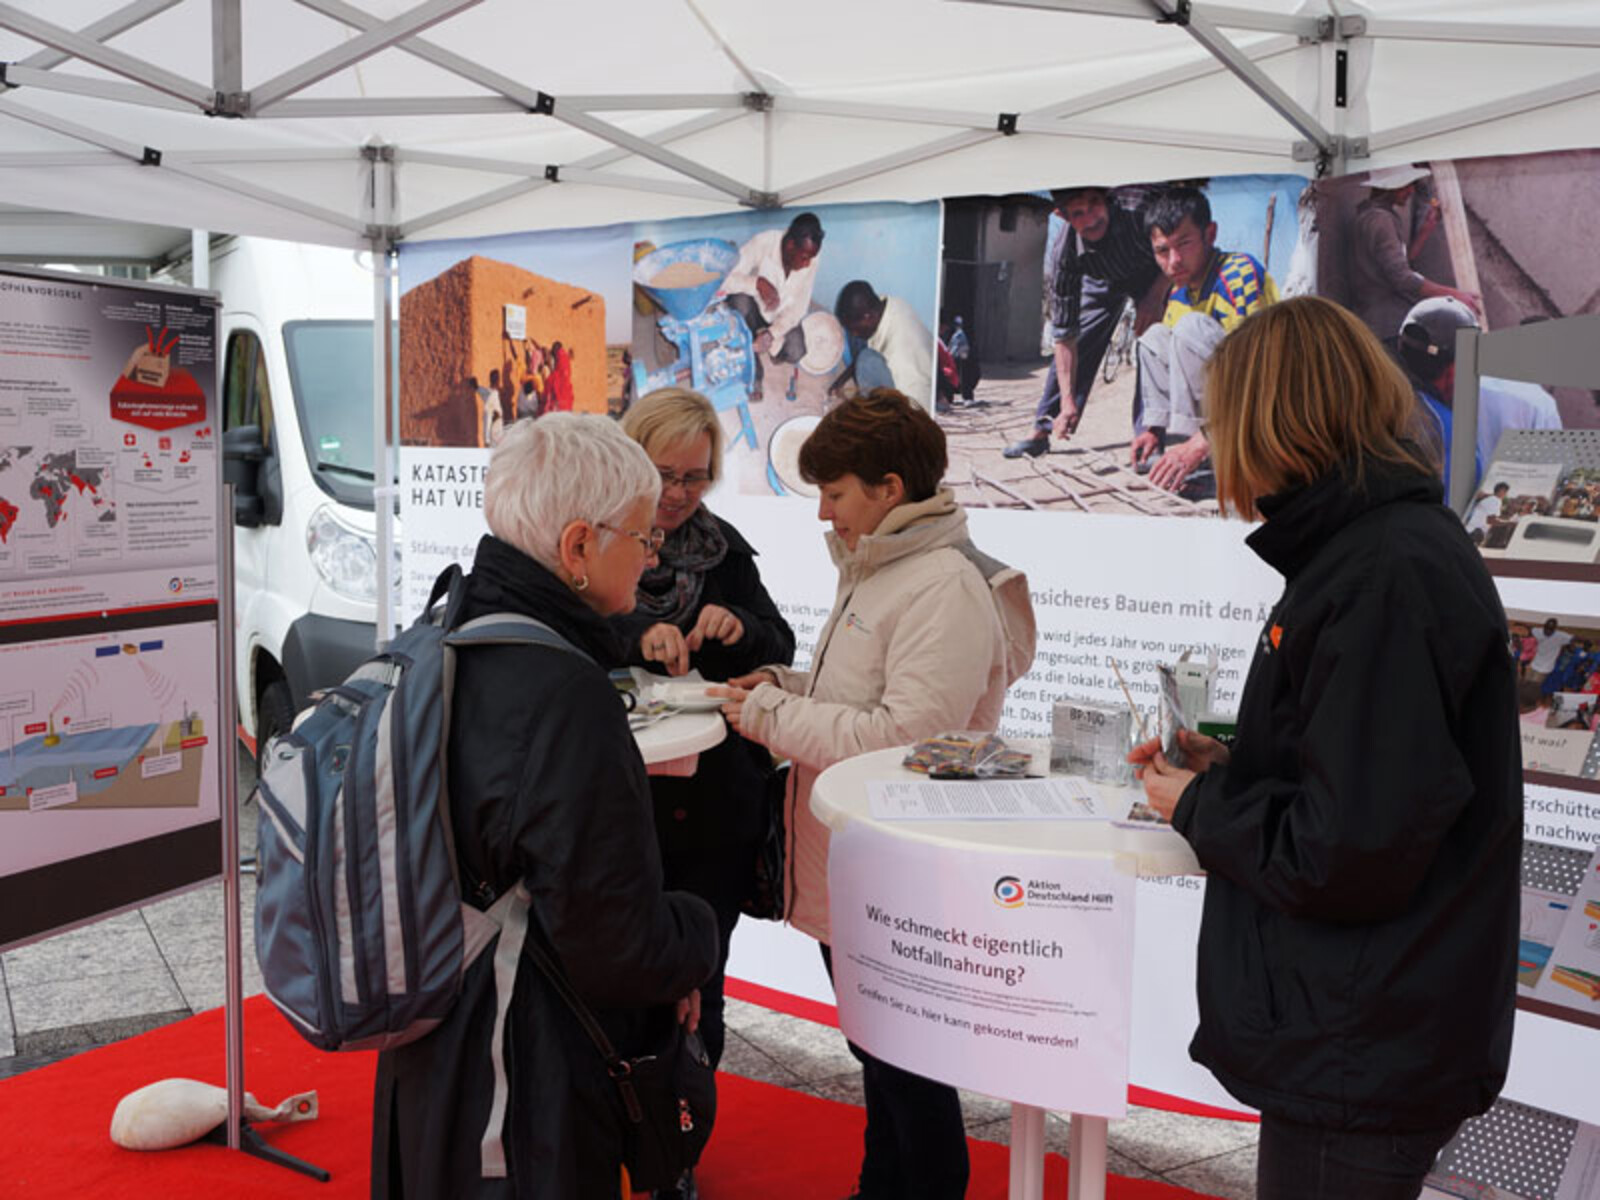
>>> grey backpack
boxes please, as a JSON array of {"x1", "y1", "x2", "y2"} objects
[{"x1": 254, "y1": 565, "x2": 588, "y2": 1176}]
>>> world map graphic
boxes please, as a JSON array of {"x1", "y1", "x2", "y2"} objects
[{"x1": 0, "y1": 445, "x2": 112, "y2": 544}]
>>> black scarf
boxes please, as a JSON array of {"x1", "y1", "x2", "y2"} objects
[{"x1": 633, "y1": 506, "x2": 729, "y2": 625}]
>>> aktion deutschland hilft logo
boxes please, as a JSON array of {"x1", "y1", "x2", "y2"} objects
[{"x1": 993, "y1": 876, "x2": 1025, "y2": 908}]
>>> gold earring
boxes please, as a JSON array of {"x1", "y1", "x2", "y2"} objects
[{"x1": 572, "y1": 574, "x2": 589, "y2": 592}]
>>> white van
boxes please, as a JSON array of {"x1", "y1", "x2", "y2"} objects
[{"x1": 209, "y1": 237, "x2": 395, "y2": 760}]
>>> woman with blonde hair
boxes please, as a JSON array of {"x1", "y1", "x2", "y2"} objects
[
  {"x1": 614, "y1": 388, "x2": 794, "y2": 1199},
  {"x1": 1133, "y1": 296, "x2": 1519, "y2": 1200}
]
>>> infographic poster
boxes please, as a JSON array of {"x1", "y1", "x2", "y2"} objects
[
  {"x1": 0, "y1": 267, "x2": 221, "y2": 950},
  {"x1": 0, "y1": 272, "x2": 219, "y2": 618}
]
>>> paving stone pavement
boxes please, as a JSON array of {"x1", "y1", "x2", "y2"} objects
[{"x1": 0, "y1": 772, "x2": 1258, "y2": 1198}]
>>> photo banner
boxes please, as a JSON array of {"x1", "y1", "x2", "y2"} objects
[
  {"x1": 396, "y1": 200, "x2": 942, "y2": 616},
  {"x1": 394, "y1": 149, "x2": 1600, "y2": 1125},
  {"x1": 829, "y1": 821, "x2": 1136, "y2": 1116}
]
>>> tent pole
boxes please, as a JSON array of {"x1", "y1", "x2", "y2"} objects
[
  {"x1": 780, "y1": 130, "x2": 998, "y2": 205},
  {"x1": 293, "y1": 0, "x2": 761, "y2": 205},
  {"x1": 252, "y1": 0, "x2": 484, "y2": 112},
  {"x1": 0, "y1": 67, "x2": 194, "y2": 111},
  {"x1": 1031, "y1": 32, "x2": 1299, "y2": 121},
  {"x1": 215, "y1": 485, "x2": 329, "y2": 1181},
  {"x1": 367, "y1": 146, "x2": 397, "y2": 647},
  {"x1": 212, "y1": 0, "x2": 241, "y2": 100},
  {"x1": 954, "y1": 0, "x2": 1320, "y2": 38},
  {"x1": 1369, "y1": 69, "x2": 1600, "y2": 156},
  {"x1": 682, "y1": 0, "x2": 764, "y2": 93},
  {"x1": 0, "y1": 96, "x2": 370, "y2": 237},
  {"x1": 0, "y1": 2, "x2": 213, "y2": 109},
  {"x1": 763, "y1": 103, "x2": 774, "y2": 198},
  {"x1": 564, "y1": 93, "x2": 743, "y2": 112},
  {"x1": 1145, "y1": 0, "x2": 1334, "y2": 156},
  {"x1": 1361, "y1": 18, "x2": 1600, "y2": 49},
  {"x1": 396, "y1": 110, "x2": 746, "y2": 240},
  {"x1": 6, "y1": 0, "x2": 181, "y2": 77},
  {"x1": 191, "y1": 229, "x2": 209, "y2": 290}
]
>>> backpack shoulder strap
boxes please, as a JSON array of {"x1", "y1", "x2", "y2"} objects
[
  {"x1": 448, "y1": 612, "x2": 596, "y2": 665},
  {"x1": 421, "y1": 563, "x2": 469, "y2": 630}
]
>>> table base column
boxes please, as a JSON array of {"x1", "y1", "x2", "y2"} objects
[
  {"x1": 1008, "y1": 1103, "x2": 1046, "y2": 1200},
  {"x1": 1067, "y1": 1113, "x2": 1108, "y2": 1200}
]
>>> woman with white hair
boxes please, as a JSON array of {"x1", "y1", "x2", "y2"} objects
[{"x1": 371, "y1": 413, "x2": 719, "y2": 1200}]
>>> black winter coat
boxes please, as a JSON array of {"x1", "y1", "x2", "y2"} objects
[
  {"x1": 612, "y1": 514, "x2": 795, "y2": 855},
  {"x1": 1173, "y1": 459, "x2": 1520, "y2": 1132},
  {"x1": 371, "y1": 536, "x2": 719, "y2": 1199}
]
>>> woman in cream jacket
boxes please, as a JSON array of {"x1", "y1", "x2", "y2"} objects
[{"x1": 718, "y1": 389, "x2": 1034, "y2": 1200}]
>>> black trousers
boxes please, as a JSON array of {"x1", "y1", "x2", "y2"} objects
[
  {"x1": 723, "y1": 292, "x2": 807, "y2": 365},
  {"x1": 1031, "y1": 272, "x2": 1127, "y2": 432},
  {"x1": 1256, "y1": 1114, "x2": 1460, "y2": 1200},
  {"x1": 660, "y1": 843, "x2": 754, "y2": 1070},
  {"x1": 820, "y1": 943, "x2": 969, "y2": 1200}
]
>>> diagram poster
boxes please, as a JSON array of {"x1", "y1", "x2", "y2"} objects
[
  {"x1": 829, "y1": 821, "x2": 1136, "y2": 1116},
  {"x1": 0, "y1": 267, "x2": 221, "y2": 950}
]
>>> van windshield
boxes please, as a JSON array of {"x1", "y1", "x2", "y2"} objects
[{"x1": 283, "y1": 319, "x2": 398, "y2": 510}]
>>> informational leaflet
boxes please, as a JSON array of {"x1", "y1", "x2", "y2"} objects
[
  {"x1": 829, "y1": 821, "x2": 1136, "y2": 1115},
  {"x1": 1520, "y1": 841, "x2": 1593, "y2": 992},
  {"x1": 0, "y1": 272, "x2": 219, "y2": 617},
  {"x1": 867, "y1": 775, "x2": 1124, "y2": 821},
  {"x1": 1531, "y1": 847, "x2": 1600, "y2": 1016}
]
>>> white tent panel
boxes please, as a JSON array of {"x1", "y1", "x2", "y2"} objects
[
  {"x1": 0, "y1": 0, "x2": 1596, "y2": 248},
  {"x1": 0, "y1": 202, "x2": 189, "y2": 261},
  {"x1": 0, "y1": 156, "x2": 367, "y2": 246}
]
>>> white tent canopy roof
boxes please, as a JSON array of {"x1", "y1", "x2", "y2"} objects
[{"x1": 1, "y1": 0, "x2": 1599, "y2": 251}]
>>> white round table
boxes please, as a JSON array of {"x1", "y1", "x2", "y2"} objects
[
  {"x1": 810, "y1": 744, "x2": 1198, "y2": 876},
  {"x1": 633, "y1": 709, "x2": 726, "y2": 775},
  {"x1": 811, "y1": 743, "x2": 1199, "y2": 1200}
]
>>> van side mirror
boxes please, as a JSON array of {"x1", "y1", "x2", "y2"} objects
[{"x1": 223, "y1": 425, "x2": 267, "y2": 528}]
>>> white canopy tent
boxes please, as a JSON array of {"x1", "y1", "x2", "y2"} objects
[
  {"x1": 1, "y1": 0, "x2": 1599, "y2": 253},
  {"x1": 4, "y1": 0, "x2": 1599, "y2": 631}
]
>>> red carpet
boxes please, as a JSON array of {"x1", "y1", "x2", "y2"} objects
[{"x1": 0, "y1": 997, "x2": 1222, "y2": 1198}]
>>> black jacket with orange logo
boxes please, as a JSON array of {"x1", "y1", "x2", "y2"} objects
[{"x1": 1173, "y1": 457, "x2": 1520, "y2": 1132}]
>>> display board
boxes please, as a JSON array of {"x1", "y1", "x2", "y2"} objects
[{"x1": 0, "y1": 267, "x2": 222, "y2": 950}]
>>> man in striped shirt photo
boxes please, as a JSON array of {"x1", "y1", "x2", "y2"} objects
[{"x1": 1132, "y1": 186, "x2": 1280, "y2": 496}]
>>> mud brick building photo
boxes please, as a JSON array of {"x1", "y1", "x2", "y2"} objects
[{"x1": 399, "y1": 255, "x2": 607, "y2": 447}]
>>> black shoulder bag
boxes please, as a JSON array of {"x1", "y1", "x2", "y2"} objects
[
  {"x1": 742, "y1": 760, "x2": 790, "y2": 921},
  {"x1": 521, "y1": 934, "x2": 716, "y2": 1191}
]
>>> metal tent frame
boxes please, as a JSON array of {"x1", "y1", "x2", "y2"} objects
[{"x1": 4, "y1": 2, "x2": 1600, "y2": 246}]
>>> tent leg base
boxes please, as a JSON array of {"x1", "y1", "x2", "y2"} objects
[{"x1": 205, "y1": 1117, "x2": 332, "y2": 1182}]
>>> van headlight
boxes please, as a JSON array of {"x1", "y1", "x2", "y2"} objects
[{"x1": 306, "y1": 506, "x2": 377, "y2": 602}]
